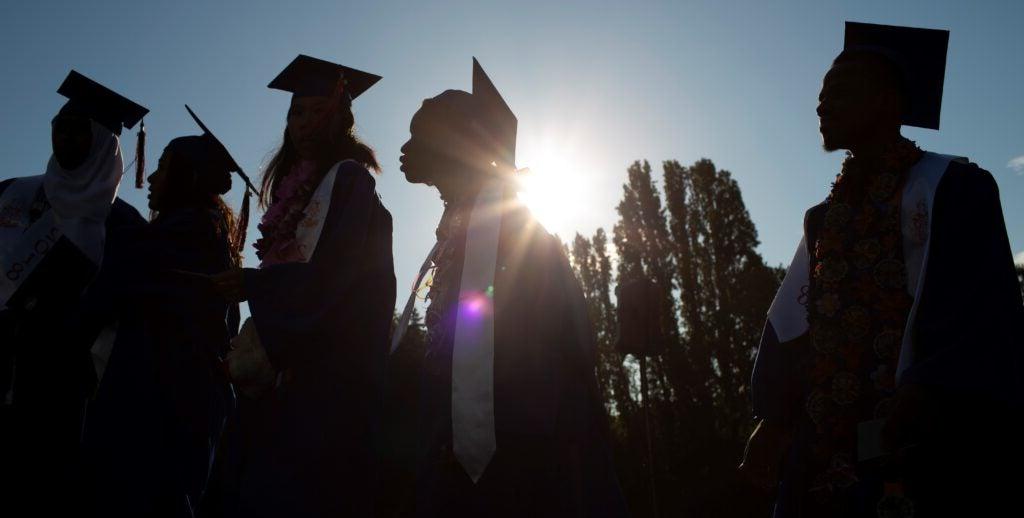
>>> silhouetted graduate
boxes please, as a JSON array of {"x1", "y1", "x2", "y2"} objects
[
  {"x1": 744, "y1": 22, "x2": 1024, "y2": 517},
  {"x1": 206, "y1": 55, "x2": 395, "y2": 518},
  {"x1": 394, "y1": 59, "x2": 627, "y2": 518},
  {"x1": 82, "y1": 105, "x2": 254, "y2": 517},
  {"x1": 0, "y1": 70, "x2": 147, "y2": 514}
]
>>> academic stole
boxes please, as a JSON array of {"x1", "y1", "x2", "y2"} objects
[{"x1": 0, "y1": 176, "x2": 63, "y2": 308}]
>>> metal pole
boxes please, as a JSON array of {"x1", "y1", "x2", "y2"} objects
[{"x1": 640, "y1": 354, "x2": 659, "y2": 518}]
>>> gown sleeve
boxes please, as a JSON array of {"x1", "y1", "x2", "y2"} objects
[
  {"x1": 900, "y1": 163, "x2": 1024, "y2": 408},
  {"x1": 243, "y1": 163, "x2": 382, "y2": 369},
  {"x1": 750, "y1": 205, "x2": 823, "y2": 425}
]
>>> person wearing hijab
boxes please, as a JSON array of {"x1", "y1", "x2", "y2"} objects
[
  {"x1": 0, "y1": 70, "x2": 148, "y2": 515},
  {"x1": 393, "y1": 59, "x2": 627, "y2": 518},
  {"x1": 81, "y1": 106, "x2": 256, "y2": 518},
  {"x1": 206, "y1": 55, "x2": 395, "y2": 518}
]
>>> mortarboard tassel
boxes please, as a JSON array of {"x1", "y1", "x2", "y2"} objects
[
  {"x1": 232, "y1": 188, "x2": 251, "y2": 257},
  {"x1": 135, "y1": 120, "x2": 146, "y2": 188}
]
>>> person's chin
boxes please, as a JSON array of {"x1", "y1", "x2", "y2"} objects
[
  {"x1": 402, "y1": 172, "x2": 428, "y2": 185},
  {"x1": 820, "y1": 134, "x2": 844, "y2": 153},
  {"x1": 400, "y1": 166, "x2": 428, "y2": 185}
]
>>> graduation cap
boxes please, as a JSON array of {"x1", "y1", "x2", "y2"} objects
[
  {"x1": 57, "y1": 70, "x2": 149, "y2": 187},
  {"x1": 472, "y1": 58, "x2": 518, "y2": 168},
  {"x1": 843, "y1": 21, "x2": 950, "y2": 130},
  {"x1": 184, "y1": 105, "x2": 259, "y2": 197},
  {"x1": 57, "y1": 70, "x2": 148, "y2": 136},
  {"x1": 183, "y1": 105, "x2": 260, "y2": 253},
  {"x1": 268, "y1": 54, "x2": 381, "y2": 100}
]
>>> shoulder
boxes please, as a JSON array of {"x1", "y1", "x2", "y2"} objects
[
  {"x1": 804, "y1": 201, "x2": 828, "y2": 236},
  {"x1": 333, "y1": 160, "x2": 378, "y2": 192},
  {"x1": 109, "y1": 197, "x2": 147, "y2": 226},
  {"x1": 330, "y1": 160, "x2": 386, "y2": 213},
  {"x1": 0, "y1": 178, "x2": 14, "y2": 195},
  {"x1": 0, "y1": 175, "x2": 42, "y2": 198},
  {"x1": 935, "y1": 159, "x2": 1000, "y2": 209},
  {"x1": 939, "y1": 158, "x2": 996, "y2": 191},
  {"x1": 504, "y1": 201, "x2": 562, "y2": 259},
  {"x1": 153, "y1": 207, "x2": 219, "y2": 229}
]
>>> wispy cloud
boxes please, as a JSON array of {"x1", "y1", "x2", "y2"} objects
[
  {"x1": 1009, "y1": 156, "x2": 1024, "y2": 175},
  {"x1": 1016, "y1": 251, "x2": 1024, "y2": 265}
]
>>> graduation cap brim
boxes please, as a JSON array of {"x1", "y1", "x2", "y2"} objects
[
  {"x1": 267, "y1": 54, "x2": 381, "y2": 100},
  {"x1": 843, "y1": 21, "x2": 949, "y2": 130},
  {"x1": 184, "y1": 105, "x2": 259, "y2": 196},
  {"x1": 57, "y1": 70, "x2": 148, "y2": 135},
  {"x1": 471, "y1": 58, "x2": 517, "y2": 166}
]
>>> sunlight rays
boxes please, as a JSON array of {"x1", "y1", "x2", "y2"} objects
[{"x1": 516, "y1": 136, "x2": 589, "y2": 237}]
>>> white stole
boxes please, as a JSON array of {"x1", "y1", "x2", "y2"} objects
[
  {"x1": 450, "y1": 181, "x2": 503, "y2": 483},
  {"x1": 292, "y1": 160, "x2": 344, "y2": 264},
  {"x1": 0, "y1": 176, "x2": 64, "y2": 308},
  {"x1": 766, "y1": 152, "x2": 963, "y2": 383},
  {"x1": 391, "y1": 181, "x2": 506, "y2": 483},
  {"x1": 390, "y1": 241, "x2": 439, "y2": 354}
]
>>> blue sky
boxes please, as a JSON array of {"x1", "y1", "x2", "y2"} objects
[{"x1": 2, "y1": 0, "x2": 1022, "y2": 304}]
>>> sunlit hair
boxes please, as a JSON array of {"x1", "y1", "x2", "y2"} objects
[
  {"x1": 152, "y1": 137, "x2": 241, "y2": 265},
  {"x1": 260, "y1": 97, "x2": 379, "y2": 208}
]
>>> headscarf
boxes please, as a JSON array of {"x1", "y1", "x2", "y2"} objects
[{"x1": 42, "y1": 120, "x2": 123, "y2": 264}]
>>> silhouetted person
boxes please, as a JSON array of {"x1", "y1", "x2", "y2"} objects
[
  {"x1": 0, "y1": 71, "x2": 147, "y2": 514},
  {"x1": 394, "y1": 59, "x2": 627, "y2": 518},
  {"x1": 81, "y1": 106, "x2": 254, "y2": 517},
  {"x1": 206, "y1": 55, "x2": 395, "y2": 518},
  {"x1": 743, "y1": 22, "x2": 1024, "y2": 517}
]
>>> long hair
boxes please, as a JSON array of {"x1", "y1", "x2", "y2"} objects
[
  {"x1": 260, "y1": 97, "x2": 379, "y2": 208},
  {"x1": 153, "y1": 137, "x2": 242, "y2": 265}
]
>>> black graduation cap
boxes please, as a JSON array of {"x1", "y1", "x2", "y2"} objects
[
  {"x1": 472, "y1": 58, "x2": 518, "y2": 167},
  {"x1": 843, "y1": 21, "x2": 950, "y2": 130},
  {"x1": 56, "y1": 70, "x2": 148, "y2": 136},
  {"x1": 184, "y1": 105, "x2": 259, "y2": 197},
  {"x1": 267, "y1": 54, "x2": 381, "y2": 100}
]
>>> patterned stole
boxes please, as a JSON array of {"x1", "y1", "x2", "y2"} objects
[
  {"x1": 0, "y1": 176, "x2": 63, "y2": 308},
  {"x1": 766, "y1": 152, "x2": 962, "y2": 381}
]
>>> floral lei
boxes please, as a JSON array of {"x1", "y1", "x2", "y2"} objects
[
  {"x1": 253, "y1": 160, "x2": 324, "y2": 267},
  {"x1": 803, "y1": 137, "x2": 923, "y2": 511}
]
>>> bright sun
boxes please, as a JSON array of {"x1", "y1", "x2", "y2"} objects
[{"x1": 516, "y1": 146, "x2": 586, "y2": 236}]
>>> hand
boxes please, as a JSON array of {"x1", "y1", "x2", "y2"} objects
[
  {"x1": 739, "y1": 419, "x2": 792, "y2": 492},
  {"x1": 881, "y1": 383, "x2": 931, "y2": 453},
  {"x1": 210, "y1": 267, "x2": 246, "y2": 303}
]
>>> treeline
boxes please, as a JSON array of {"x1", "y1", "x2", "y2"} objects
[{"x1": 566, "y1": 159, "x2": 781, "y2": 517}]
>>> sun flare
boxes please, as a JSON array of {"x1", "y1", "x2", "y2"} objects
[{"x1": 516, "y1": 146, "x2": 586, "y2": 236}]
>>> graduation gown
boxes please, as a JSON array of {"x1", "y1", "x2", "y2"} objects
[
  {"x1": 751, "y1": 160, "x2": 1024, "y2": 517},
  {"x1": 414, "y1": 194, "x2": 627, "y2": 518},
  {"x1": 82, "y1": 207, "x2": 237, "y2": 517},
  {"x1": 0, "y1": 177, "x2": 146, "y2": 513},
  {"x1": 226, "y1": 162, "x2": 395, "y2": 518}
]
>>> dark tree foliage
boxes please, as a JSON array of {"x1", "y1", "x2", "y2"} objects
[{"x1": 570, "y1": 159, "x2": 781, "y2": 517}]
